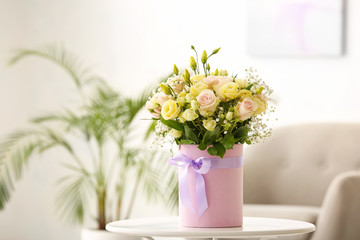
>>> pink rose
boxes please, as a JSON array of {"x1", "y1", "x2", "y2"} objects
[
  {"x1": 203, "y1": 76, "x2": 219, "y2": 89},
  {"x1": 196, "y1": 89, "x2": 220, "y2": 112},
  {"x1": 235, "y1": 98, "x2": 258, "y2": 121},
  {"x1": 153, "y1": 92, "x2": 170, "y2": 106}
]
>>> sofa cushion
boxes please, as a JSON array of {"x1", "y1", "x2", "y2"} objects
[{"x1": 244, "y1": 204, "x2": 320, "y2": 224}]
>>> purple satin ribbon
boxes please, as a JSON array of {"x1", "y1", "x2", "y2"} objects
[{"x1": 168, "y1": 154, "x2": 243, "y2": 218}]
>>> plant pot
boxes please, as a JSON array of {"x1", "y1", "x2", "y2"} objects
[
  {"x1": 178, "y1": 144, "x2": 243, "y2": 228},
  {"x1": 81, "y1": 228, "x2": 144, "y2": 240}
]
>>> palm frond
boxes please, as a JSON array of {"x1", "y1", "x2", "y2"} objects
[
  {"x1": 55, "y1": 174, "x2": 93, "y2": 225},
  {"x1": 8, "y1": 44, "x2": 101, "y2": 89}
]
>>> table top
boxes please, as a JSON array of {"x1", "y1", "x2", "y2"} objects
[{"x1": 106, "y1": 217, "x2": 316, "y2": 239}]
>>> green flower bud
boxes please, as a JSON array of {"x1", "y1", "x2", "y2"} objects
[
  {"x1": 160, "y1": 83, "x2": 172, "y2": 96},
  {"x1": 190, "y1": 56, "x2": 197, "y2": 71},
  {"x1": 213, "y1": 69, "x2": 219, "y2": 76},
  {"x1": 219, "y1": 69, "x2": 228, "y2": 76},
  {"x1": 223, "y1": 122, "x2": 232, "y2": 130},
  {"x1": 206, "y1": 63, "x2": 210, "y2": 71},
  {"x1": 182, "y1": 73, "x2": 190, "y2": 84},
  {"x1": 191, "y1": 45, "x2": 196, "y2": 50},
  {"x1": 212, "y1": 47, "x2": 221, "y2": 55},
  {"x1": 256, "y1": 87, "x2": 264, "y2": 94},
  {"x1": 173, "y1": 64, "x2": 179, "y2": 75},
  {"x1": 201, "y1": 50, "x2": 207, "y2": 64},
  {"x1": 184, "y1": 69, "x2": 190, "y2": 80}
]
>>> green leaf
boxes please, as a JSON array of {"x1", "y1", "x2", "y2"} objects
[
  {"x1": 245, "y1": 84, "x2": 254, "y2": 90},
  {"x1": 180, "y1": 139, "x2": 195, "y2": 145},
  {"x1": 202, "y1": 127, "x2": 220, "y2": 145},
  {"x1": 160, "y1": 118, "x2": 184, "y2": 131},
  {"x1": 198, "y1": 142, "x2": 207, "y2": 151},
  {"x1": 207, "y1": 146, "x2": 217, "y2": 156},
  {"x1": 184, "y1": 125, "x2": 199, "y2": 144},
  {"x1": 222, "y1": 133, "x2": 235, "y2": 150},
  {"x1": 233, "y1": 126, "x2": 249, "y2": 139},
  {"x1": 207, "y1": 143, "x2": 226, "y2": 158}
]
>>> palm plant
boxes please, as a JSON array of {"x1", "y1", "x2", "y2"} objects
[{"x1": 0, "y1": 45, "x2": 178, "y2": 229}]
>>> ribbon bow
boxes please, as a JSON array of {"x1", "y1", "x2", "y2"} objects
[{"x1": 169, "y1": 154, "x2": 212, "y2": 217}]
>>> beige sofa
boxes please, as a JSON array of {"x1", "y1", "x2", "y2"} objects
[{"x1": 243, "y1": 123, "x2": 360, "y2": 240}]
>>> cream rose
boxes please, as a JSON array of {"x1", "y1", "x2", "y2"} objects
[
  {"x1": 203, "y1": 119, "x2": 217, "y2": 131},
  {"x1": 182, "y1": 109, "x2": 199, "y2": 121},
  {"x1": 235, "y1": 78, "x2": 248, "y2": 88},
  {"x1": 213, "y1": 76, "x2": 233, "y2": 98},
  {"x1": 196, "y1": 89, "x2": 220, "y2": 112},
  {"x1": 234, "y1": 98, "x2": 258, "y2": 121},
  {"x1": 190, "y1": 82, "x2": 208, "y2": 97},
  {"x1": 219, "y1": 82, "x2": 241, "y2": 101},
  {"x1": 161, "y1": 100, "x2": 181, "y2": 120},
  {"x1": 253, "y1": 97, "x2": 267, "y2": 115},
  {"x1": 239, "y1": 89, "x2": 253, "y2": 101}
]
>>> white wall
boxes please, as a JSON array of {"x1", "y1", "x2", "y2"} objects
[{"x1": 0, "y1": 0, "x2": 359, "y2": 239}]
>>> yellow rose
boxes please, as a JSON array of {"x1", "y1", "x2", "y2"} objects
[
  {"x1": 182, "y1": 109, "x2": 199, "y2": 121},
  {"x1": 239, "y1": 89, "x2": 253, "y2": 101},
  {"x1": 190, "y1": 82, "x2": 208, "y2": 97},
  {"x1": 190, "y1": 74, "x2": 205, "y2": 83},
  {"x1": 235, "y1": 78, "x2": 248, "y2": 89},
  {"x1": 161, "y1": 100, "x2": 181, "y2": 120},
  {"x1": 203, "y1": 119, "x2": 217, "y2": 131},
  {"x1": 219, "y1": 82, "x2": 240, "y2": 101},
  {"x1": 169, "y1": 129, "x2": 182, "y2": 138},
  {"x1": 253, "y1": 97, "x2": 267, "y2": 115}
]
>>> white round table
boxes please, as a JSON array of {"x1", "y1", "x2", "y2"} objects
[{"x1": 106, "y1": 217, "x2": 316, "y2": 240}]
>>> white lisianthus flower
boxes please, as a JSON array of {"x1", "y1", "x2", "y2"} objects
[
  {"x1": 199, "y1": 109, "x2": 214, "y2": 117},
  {"x1": 203, "y1": 119, "x2": 217, "y2": 131},
  {"x1": 169, "y1": 129, "x2": 182, "y2": 138},
  {"x1": 226, "y1": 112, "x2": 233, "y2": 121},
  {"x1": 182, "y1": 109, "x2": 199, "y2": 121},
  {"x1": 190, "y1": 100, "x2": 200, "y2": 110},
  {"x1": 178, "y1": 112, "x2": 186, "y2": 123}
]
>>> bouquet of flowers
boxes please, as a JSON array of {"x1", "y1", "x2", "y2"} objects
[{"x1": 146, "y1": 46, "x2": 274, "y2": 158}]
